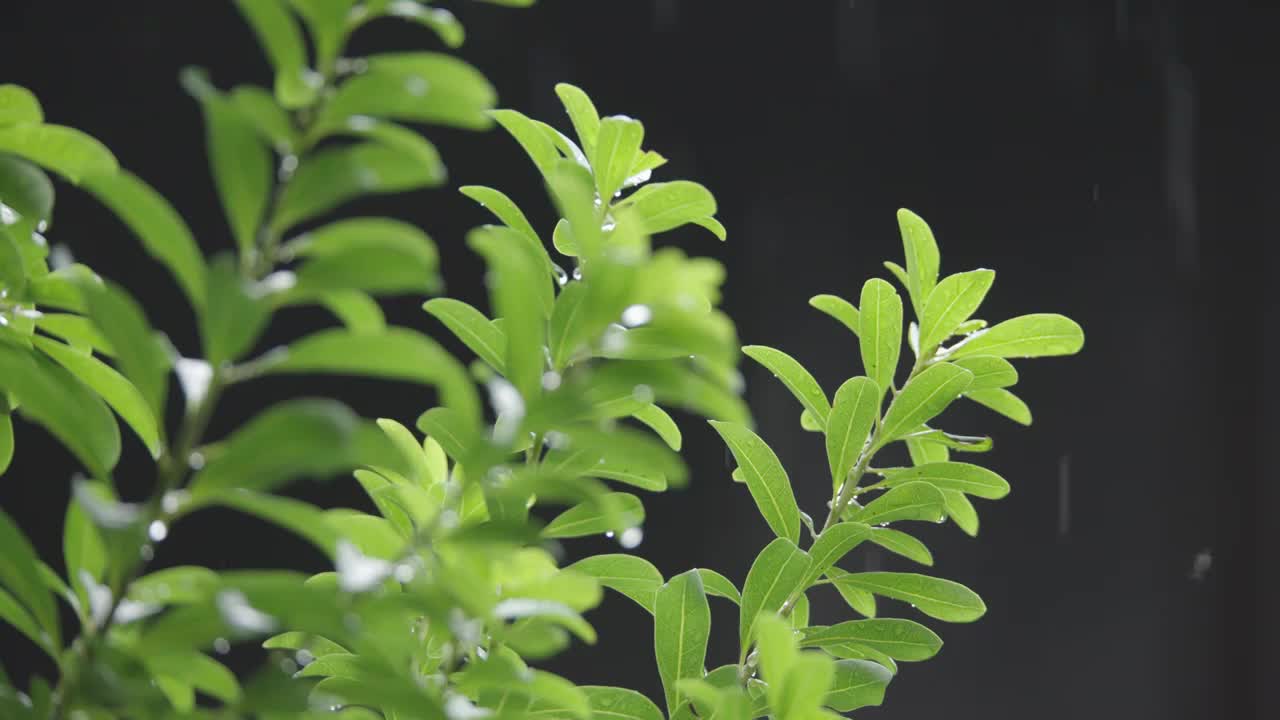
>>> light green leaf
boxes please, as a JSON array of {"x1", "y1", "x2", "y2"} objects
[
  {"x1": 490, "y1": 109, "x2": 560, "y2": 174},
  {"x1": 881, "y1": 462, "x2": 1009, "y2": 499},
  {"x1": 78, "y1": 280, "x2": 171, "y2": 417},
  {"x1": 567, "y1": 554, "x2": 662, "y2": 613},
  {"x1": 0, "y1": 226, "x2": 24, "y2": 297},
  {"x1": 555, "y1": 84, "x2": 601, "y2": 157},
  {"x1": 0, "y1": 154, "x2": 53, "y2": 226},
  {"x1": 128, "y1": 566, "x2": 220, "y2": 606},
  {"x1": 581, "y1": 686, "x2": 663, "y2": 720},
  {"x1": 825, "y1": 377, "x2": 878, "y2": 491},
  {"x1": 617, "y1": 181, "x2": 720, "y2": 238},
  {"x1": 949, "y1": 313, "x2": 1084, "y2": 359},
  {"x1": 373, "y1": 418, "x2": 433, "y2": 487},
  {"x1": 742, "y1": 345, "x2": 829, "y2": 429},
  {"x1": 0, "y1": 85, "x2": 42, "y2": 126},
  {"x1": 755, "y1": 612, "x2": 797, "y2": 695},
  {"x1": 228, "y1": 85, "x2": 297, "y2": 151},
  {"x1": 424, "y1": 298, "x2": 506, "y2": 372},
  {"x1": 542, "y1": 493, "x2": 643, "y2": 539},
  {"x1": 809, "y1": 294, "x2": 859, "y2": 337},
  {"x1": 825, "y1": 568, "x2": 877, "y2": 617},
  {"x1": 0, "y1": 124, "x2": 117, "y2": 183},
  {"x1": 32, "y1": 336, "x2": 162, "y2": 457},
  {"x1": 470, "y1": 225, "x2": 549, "y2": 400},
  {"x1": 286, "y1": 216, "x2": 440, "y2": 298},
  {"x1": 232, "y1": 0, "x2": 316, "y2": 108},
  {"x1": 273, "y1": 141, "x2": 445, "y2": 232},
  {"x1": 202, "y1": 255, "x2": 269, "y2": 367},
  {"x1": 632, "y1": 404, "x2": 682, "y2": 451},
  {"x1": 198, "y1": 490, "x2": 338, "y2": 554},
  {"x1": 321, "y1": 53, "x2": 495, "y2": 130},
  {"x1": 942, "y1": 489, "x2": 979, "y2": 536},
  {"x1": 858, "y1": 278, "x2": 902, "y2": 397},
  {"x1": 875, "y1": 362, "x2": 973, "y2": 448},
  {"x1": 267, "y1": 327, "x2": 480, "y2": 426},
  {"x1": 849, "y1": 481, "x2": 946, "y2": 526},
  {"x1": 738, "y1": 538, "x2": 811, "y2": 659},
  {"x1": 695, "y1": 569, "x2": 741, "y2": 605},
  {"x1": 966, "y1": 387, "x2": 1032, "y2": 425},
  {"x1": 708, "y1": 421, "x2": 800, "y2": 543},
  {"x1": 834, "y1": 572, "x2": 985, "y2": 623},
  {"x1": 146, "y1": 652, "x2": 240, "y2": 703},
  {"x1": 321, "y1": 291, "x2": 385, "y2": 334},
  {"x1": 0, "y1": 585, "x2": 54, "y2": 660},
  {"x1": 920, "y1": 269, "x2": 994, "y2": 350},
  {"x1": 801, "y1": 618, "x2": 942, "y2": 661},
  {"x1": 801, "y1": 522, "x2": 870, "y2": 587},
  {"x1": 183, "y1": 70, "x2": 271, "y2": 259},
  {"x1": 0, "y1": 509, "x2": 57, "y2": 647},
  {"x1": 360, "y1": 1, "x2": 465, "y2": 48},
  {"x1": 824, "y1": 659, "x2": 891, "y2": 712},
  {"x1": 865, "y1": 527, "x2": 933, "y2": 566},
  {"x1": 459, "y1": 185, "x2": 541, "y2": 249},
  {"x1": 82, "y1": 170, "x2": 207, "y2": 312},
  {"x1": 896, "y1": 209, "x2": 940, "y2": 315},
  {"x1": 950, "y1": 355, "x2": 1018, "y2": 389},
  {"x1": 0, "y1": 410, "x2": 12, "y2": 476},
  {"x1": 655, "y1": 569, "x2": 711, "y2": 715},
  {"x1": 593, "y1": 116, "x2": 644, "y2": 200},
  {"x1": 0, "y1": 343, "x2": 120, "y2": 477}
]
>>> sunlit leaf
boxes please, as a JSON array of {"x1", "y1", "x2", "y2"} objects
[
  {"x1": 801, "y1": 618, "x2": 942, "y2": 661},
  {"x1": 321, "y1": 53, "x2": 496, "y2": 130},
  {"x1": 709, "y1": 421, "x2": 800, "y2": 542},
  {"x1": 824, "y1": 659, "x2": 891, "y2": 712},
  {"x1": 949, "y1": 313, "x2": 1084, "y2": 359},
  {"x1": 809, "y1": 293, "x2": 860, "y2": 337},
  {"x1": 826, "y1": 376, "x2": 877, "y2": 492},
  {"x1": 424, "y1": 298, "x2": 505, "y2": 372},
  {"x1": 919, "y1": 269, "x2": 994, "y2": 350},
  {"x1": 593, "y1": 116, "x2": 644, "y2": 200},
  {"x1": 0, "y1": 85, "x2": 42, "y2": 126},
  {"x1": 738, "y1": 538, "x2": 810, "y2": 659},
  {"x1": 542, "y1": 493, "x2": 643, "y2": 539},
  {"x1": 896, "y1": 209, "x2": 940, "y2": 315},
  {"x1": 654, "y1": 569, "x2": 710, "y2": 715},
  {"x1": 880, "y1": 462, "x2": 1009, "y2": 499},
  {"x1": 567, "y1": 554, "x2": 662, "y2": 613},
  {"x1": 950, "y1": 355, "x2": 1017, "y2": 389},
  {"x1": 849, "y1": 481, "x2": 945, "y2": 526},
  {"x1": 874, "y1": 363, "x2": 972, "y2": 448},
  {"x1": 616, "y1": 181, "x2": 720, "y2": 238},
  {"x1": 833, "y1": 572, "x2": 985, "y2": 623},
  {"x1": 0, "y1": 124, "x2": 117, "y2": 183},
  {"x1": 743, "y1": 345, "x2": 829, "y2": 429},
  {"x1": 966, "y1": 387, "x2": 1032, "y2": 425}
]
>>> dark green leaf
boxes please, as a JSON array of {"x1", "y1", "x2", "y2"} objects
[
  {"x1": 802, "y1": 522, "x2": 870, "y2": 587},
  {"x1": 232, "y1": 0, "x2": 317, "y2": 108},
  {"x1": 0, "y1": 509, "x2": 57, "y2": 647},
  {"x1": 865, "y1": 527, "x2": 933, "y2": 566},
  {"x1": 78, "y1": 280, "x2": 171, "y2": 418},
  {"x1": 824, "y1": 659, "x2": 891, "y2": 712},
  {"x1": 286, "y1": 216, "x2": 440, "y2": 298},
  {"x1": 320, "y1": 53, "x2": 496, "y2": 130},
  {"x1": 202, "y1": 255, "x2": 270, "y2": 367},
  {"x1": 709, "y1": 421, "x2": 800, "y2": 542},
  {"x1": 825, "y1": 568, "x2": 877, "y2": 618},
  {"x1": 0, "y1": 155, "x2": 53, "y2": 225}
]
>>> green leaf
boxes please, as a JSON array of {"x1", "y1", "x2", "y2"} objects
[
  {"x1": 875, "y1": 362, "x2": 973, "y2": 448},
  {"x1": 273, "y1": 141, "x2": 445, "y2": 232},
  {"x1": 128, "y1": 566, "x2": 220, "y2": 606},
  {"x1": 321, "y1": 291, "x2": 385, "y2": 334},
  {"x1": 865, "y1": 527, "x2": 933, "y2": 566},
  {"x1": 228, "y1": 85, "x2": 297, "y2": 151},
  {"x1": 542, "y1": 493, "x2": 643, "y2": 539},
  {"x1": 286, "y1": 216, "x2": 440, "y2": 298},
  {"x1": 183, "y1": 70, "x2": 271, "y2": 259},
  {"x1": 361, "y1": 1, "x2": 465, "y2": 48},
  {"x1": 881, "y1": 461, "x2": 1009, "y2": 499},
  {"x1": 268, "y1": 327, "x2": 480, "y2": 426},
  {"x1": 414, "y1": 406, "x2": 479, "y2": 462},
  {"x1": 82, "y1": 170, "x2": 207, "y2": 312},
  {"x1": 631, "y1": 404, "x2": 682, "y2": 452},
  {"x1": 858, "y1": 278, "x2": 902, "y2": 397},
  {"x1": 896, "y1": 209, "x2": 940, "y2": 315},
  {"x1": 950, "y1": 355, "x2": 1018, "y2": 389},
  {"x1": 0, "y1": 509, "x2": 57, "y2": 647},
  {"x1": 950, "y1": 313, "x2": 1084, "y2": 359},
  {"x1": 470, "y1": 225, "x2": 549, "y2": 399},
  {"x1": 754, "y1": 612, "x2": 797, "y2": 695},
  {"x1": 655, "y1": 569, "x2": 711, "y2": 715},
  {"x1": 0, "y1": 343, "x2": 120, "y2": 476},
  {"x1": 809, "y1": 294, "x2": 859, "y2": 337},
  {"x1": 593, "y1": 116, "x2": 644, "y2": 200},
  {"x1": 286, "y1": 0, "x2": 356, "y2": 72},
  {"x1": 802, "y1": 522, "x2": 870, "y2": 587},
  {"x1": 373, "y1": 417, "x2": 435, "y2": 487},
  {"x1": 0, "y1": 85, "x2": 42, "y2": 126},
  {"x1": 320, "y1": 53, "x2": 496, "y2": 130},
  {"x1": 581, "y1": 686, "x2": 663, "y2": 720},
  {"x1": 920, "y1": 270, "x2": 994, "y2": 350},
  {"x1": 423, "y1": 298, "x2": 506, "y2": 372},
  {"x1": 459, "y1": 185, "x2": 542, "y2": 250},
  {"x1": 200, "y1": 490, "x2": 338, "y2": 554},
  {"x1": 801, "y1": 618, "x2": 942, "y2": 661},
  {"x1": 850, "y1": 481, "x2": 946, "y2": 526},
  {"x1": 708, "y1": 421, "x2": 800, "y2": 542},
  {"x1": 0, "y1": 154, "x2": 53, "y2": 225},
  {"x1": 0, "y1": 410, "x2": 12, "y2": 476},
  {"x1": 738, "y1": 538, "x2": 811, "y2": 659},
  {"x1": 78, "y1": 280, "x2": 170, "y2": 418},
  {"x1": 695, "y1": 569, "x2": 741, "y2": 605},
  {"x1": 616, "y1": 181, "x2": 720, "y2": 238},
  {"x1": 742, "y1": 345, "x2": 829, "y2": 429},
  {"x1": 232, "y1": 0, "x2": 316, "y2": 108},
  {"x1": 966, "y1": 387, "x2": 1032, "y2": 425},
  {"x1": 490, "y1": 109, "x2": 560, "y2": 174},
  {"x1": 0, "y1": 585, "x2": 54, "y2": 660},
  {"x1": 0, "y1": 227, "x2": 24, "y2": 297},
  {"x1": 190, "y1": 399, "x2": 368, "y2": 495},
  {"x1": 825, "y1": 568, "x2": 877, "y2": 617},
  {"x1": 825, "y1": 376, "x2": 877, "y2": 491},
  {"x1": 825, "y1": 659, "x2": 891, "y2": 712},
  {"x1": 31, "y1": 336, "x2": 162, "y2": 457},
  {"x1": 567, "y1": 554, "x2": 662, "y2": 613},
  {"x1": 202, "y1": 255, "x2": 269, "y2": 367},
  {"x1": 942, "y1": 489, "x2": 980, "y2": 536},
  {"x1": 146, "y1": 652, "x2": 241, "y2": 704},
  {"x1": 834, "y1": 572, "x2": 985, "y2": 623},
  {"x1": 555, "y1": 84, "x2": 601, "y2": 157},
  {"x1": 0, "y1": 124, "x2": 117, "y2": 183}
]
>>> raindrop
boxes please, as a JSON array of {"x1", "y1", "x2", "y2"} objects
[
  {"x1": 254, "y1": 270, "x2": 297, "y2": 297},
  {"x1": 73, "y1": 480, "x2": 143, "y2": 529},
  {"x1": 0, "y1": 204, "x2": 16, "y2": 226},
  {"x1": 279, "y1": 657, "x2": 298, "y2": 674},
  {"x1": 346, "y1": 115, "x2": 376, "y2": 132},
  {"x1": 36, "y1": 219, "x2": 48, "y2": 233},
  {"x1": 49, "y1": 244, "x2": 74, "y2": 270},
  {"x1": 188, "y1": 451, "x2": 206, "y2": 470},
  {"x1": 138, "y1": 544, "x2": 154, "y2": 562},
  {"x1": 278, "y1": 154, "x2": 299, "y2": 181},
  {"x1": 544, "y1": 430, "x2": 570, "y2": 450},
  {"x1": 148, "y1": 520, "x2": 168, "y2": 542},
  {"x1": 175, "y1": 358, "x2": 214, "y2": 407},
  {"x1": 631, "y1": 384, "x2": 654, "y2": 404},
  {"x1": 601, "y1": 219, "x2": 616, "y2": 232},
  {"x1": 541, "y1": 371, "x2": 562, "y2": 391},
  {"x1": 486, "y1": 378, "x2": 525, "y2": 444},
  {"x1": 621, "y1": 168, "x2": 652, "y2": 190},
  {"x1": 604, "y1": 531, "x2": 615, "y2": 539},
  {"x1": 295, "y1": 648, "x2": 315, "y2": 666},
  {"x1": 335, "y1": 540, "x2": 393, "y2": 593},
  {"x1": 601, "y1": 324, "x2": 628, "y2": 354},
  {"x1": 213, "y1": 637, "x2": 231, "y2": 655},
  {"x1": 552, "y1": 263, "x2": 570, "y2": 286},
  {"x1": 393, "y1": 562, "x2": 417, "y2": 584},
  {"x1": 162, "y1": 490, "x2": 188, "y2": 514},
  {"x1": 404, "y1": 76, "x2": 429, "y2": 97},
  {"x1": 217, "y1": 589, "x2": 278, "y2": 634},
  {"x1": 620, "y1": 304, "x2": 653, "y2": 327},
  {"x1": 571, "y1": 266, "x2": 583, "y2": 281},
  {"x1": 618, "y1": 527, "x2": 644, "y2": 549}
]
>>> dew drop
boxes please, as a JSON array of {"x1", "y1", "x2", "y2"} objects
[
  {"x1": 620, "y1": 304, "x2": 652, "y2": 327},
  {"x1": 0, "y1": 204, "x2": 17, "y2": 226},
  {"x1": 335, "y1": 540, "x2": 393, "y2": 593},
  {"x1": 604, "y1": 531, "x2": 615, "y2": 539},
  {"x1": 188, "y1": 451, "x2": 206, "y2": 470},
  {"x1": 175, "y1": 357, "x2": 214, "y2": 407},
  {"x1": 552, "y1": 263, "x2": 570, "y2": 286},
  {"x1": 278, "y1": 154, "x2": 299, "y2": 181},
  {"x1": 618, "y1": 527, "x2": 644, "y2": 549},
  {"x1": 214, "y1": 637, "x2": 231, "y2": 655},
  {"x1": 295, "y1": 648, "x2": 315, "y2": 666},
  {"x1": 405, "y1": 76, "x2": 429, "y2": 97},
  {"x1": 138, "y1": 544, "x2": 155, "y2": 562},
  {"x1": 217, "y1": 589, "x2": 278, "y2": 633},
  {"x1": 147, "y1": 520, "x2": 168, "y2": 542},
  {"x1": 541, "y1": 370, "x2": 562, "y2": 391},
  {"x1": 572, "y1": 266, "x2": 583, "y2": 281}
]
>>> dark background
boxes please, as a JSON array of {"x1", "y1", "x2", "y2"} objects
[{"x1": 2, "y1": 1, "x2": 1276, "y2": 718}]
